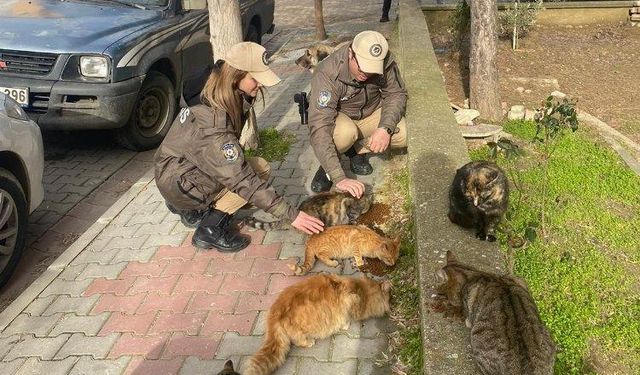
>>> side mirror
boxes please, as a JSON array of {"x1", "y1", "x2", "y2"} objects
[{"x1": 181, "y1": 0, "x2": 207, "y2": 11}]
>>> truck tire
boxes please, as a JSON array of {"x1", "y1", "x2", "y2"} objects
[
  {"x1": 115, "y1": 71, "x2": 176, "y2": 151},
  {"x1": 246, "y1": 23, "x2": 261, "y2": 45},
  {"x1": 0, "y1": 168, "x2": 28, "y2": 288}
]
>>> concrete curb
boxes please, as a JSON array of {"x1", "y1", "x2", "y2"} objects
[
  {"x1": 0, "y1": 168, "x2": 155, "y2": 331},
  {"x1": 399, "y1": 0, "x2": 504, "y2": 373}
]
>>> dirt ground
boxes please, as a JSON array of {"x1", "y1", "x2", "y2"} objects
[{"x1": 427, "y1": 21, "x2": 640, "y2": 143}]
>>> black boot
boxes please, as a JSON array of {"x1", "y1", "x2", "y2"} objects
[
  {"x1": 345, "y1": 147, "x2": 373, "y2": 175},
  {"x1": 166, "y1": 203, "x2": 206, "y2": 228},
  {"x1": 192, "y1": 209, "x2": 250, "y2": 252},
  {"x1": 310, "y1": 166, "x2": 332, "y2": 193}
]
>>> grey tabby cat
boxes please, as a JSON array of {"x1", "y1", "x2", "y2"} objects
[
  {"x1": 436, "y1": 251, "x2": 556, "y2": 375},
  {"x1": 216, "y1": 360, "x2": 240, "y2": 375},
  {"x1": 448, "y1": 160, "x2": 509, "y2": 241},
  {"x1": 244, "y1": 191, "x2": 372, "y2": 230}
]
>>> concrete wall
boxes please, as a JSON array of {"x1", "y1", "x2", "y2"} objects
[
  {"x1": 423, "y1": 1, "x2": 634, "y2": 28},
  {"x1": 398, "y1": 0, "x2": 506, "y2": 373}
]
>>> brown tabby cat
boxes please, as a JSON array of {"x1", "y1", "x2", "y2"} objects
[
  {"x1": 288, "y1": 225, "x2": 400, "y2": 275},
  {"x1": 436, "y1": 251, "x2": 556, "y2": 375},
  {"x1": 245, "y1": 191, "x2": 372, "y2": 230},
  {"x1": 448, "y1": 160, "x2": 509, "y2": 242},
  {"x1": 216, "y1": 360, "x2": 240, "y2": 375},
  {"x1": 243, "y1": 274, "x2": 391, "y2": 375}
]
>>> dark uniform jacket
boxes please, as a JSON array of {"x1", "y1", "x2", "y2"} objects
[
  {"x1": 307, "y1": 44, "x2": 408, "y2": 183},
  {"x1": 154, "y1": 101, "x2": 298, "y2": 221}
]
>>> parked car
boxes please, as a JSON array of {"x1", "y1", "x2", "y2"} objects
[
  {"x1": 0, "y1": 0, "x2": 275, "y2": 151},
  {"x1": 0, "y1": 92, "x2": 44, "y2": 287}
]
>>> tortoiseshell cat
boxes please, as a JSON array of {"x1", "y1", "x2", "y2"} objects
[
  {"x1": 436, "y1": 251, "x2": 556, "y2": 375},
  {"x1": 243, "y1": 274, "x2": 391, "y2": 375},
  {"x1": 216, "y1": 360, "x2": 240, "y2": 375},
  {"x1": 448, "y1": 160, "x2": 509, "y2": 241},
  {"x1": 289, "y1": 225, "x2": 400, "y2": 275},
  {"x1": 245, "y1": 191, "x2": 372, "y2": 230}
]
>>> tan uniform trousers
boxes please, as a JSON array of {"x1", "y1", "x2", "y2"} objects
[
  {"x1": 213, "y1": 157, "x2": 270, "y2": 214},
  {"x1": 332, "y1": 108, "x2": 407, "y2": 154}
]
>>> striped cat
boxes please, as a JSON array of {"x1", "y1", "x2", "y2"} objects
[
  {"x1": 244, "y1": 191, "x2": 372, "y2": 230},
  {"x1": 436, "y1": 251, "x2": 556, "y2": 375},
  {"x1": 448, "y1": 160, "x2": 509, "y2": 242},
  {"x1": 216, "y1": 360, "x2": 240, "y2": 375}
]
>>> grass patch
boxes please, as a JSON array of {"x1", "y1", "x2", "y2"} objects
[
  {"x1": 379, "y1": 160, "x2": 423, "y2": 375},
  {"x1": 244, "y1": 128, "x2": 295, "y2": 162},
  {"x1": 472, "y1": 120, "x2": 640, "y2": 374}
]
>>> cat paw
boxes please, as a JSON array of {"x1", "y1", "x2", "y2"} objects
[
  {"x1": 341, "y1": 322, "x2": 350, "y2": 330},
  {"x1": 487, "y1": 234, "x2": 497, "y2": 242},
  {"x1": 301, "y1": 339, "x2": 315, "y2": 348},
  {"x1": 475, "y1": 232, "x2": 487, "y2": 241}
]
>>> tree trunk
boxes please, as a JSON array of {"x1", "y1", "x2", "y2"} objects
[
  {"x1": 314, "y1": 0, "x2": 328, "y2": 41},
  {"x1": 469, "y1": 0, "x2": 502, "y2": 122},
  {"x1": 207, "y1": 0, "x2": 243, "y2": 60}
]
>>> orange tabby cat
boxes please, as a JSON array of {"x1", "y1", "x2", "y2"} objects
[
  {"x1": 243, "y1": 274, "x2": 391, "y2": 375},
  {"x1": 288, "y1": 225, "x2": 400, "y2": 275}
]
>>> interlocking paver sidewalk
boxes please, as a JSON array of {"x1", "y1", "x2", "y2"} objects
[{"x1": 0, "y1": 1, "x2": 400, "y2": 373}]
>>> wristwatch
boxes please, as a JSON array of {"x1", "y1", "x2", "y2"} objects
[{"x1": 382, "y1": 126, "x2": 394, "y2": 135}]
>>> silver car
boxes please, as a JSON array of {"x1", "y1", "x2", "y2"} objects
[{"x1": 0, "y1": 92, "x2": 44, "y2": 287}]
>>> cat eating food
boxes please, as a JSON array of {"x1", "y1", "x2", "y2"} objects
[
  {"x1": 288, "y1": 224, "x2": 400, "y2": 275},
  {"x1": 436, "y1": 251, "x2": 556, "y2": 375},
  {"x1": 242, "y1": 274, "x2": 391, "y2": 375},
  {"x1": 448, "y1": 160, "x2": 509, "y2": 241}
]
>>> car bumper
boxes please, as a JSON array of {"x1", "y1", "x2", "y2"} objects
[
  {"x1": 1, "y1": 75, "x2": 145, "y2": 131},
  {"x1": 25, "y1": 121, "x2": 44, "y2": 213}
]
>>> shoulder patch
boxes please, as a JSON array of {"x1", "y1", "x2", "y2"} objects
[
  {"x1": 221, "y1": 143, "x2": 239, "y2": 162},
  {"x1": 317, "y1": 90, "x2": 331, "y2": 108}
]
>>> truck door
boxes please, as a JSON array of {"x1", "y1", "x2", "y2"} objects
[{"x1": 178, "y1": 1, "x2": 212, "y2": 103}]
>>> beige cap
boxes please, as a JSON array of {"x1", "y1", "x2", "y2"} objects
[
  {"x1": 352, "y1": 31, "x2": 389, "y2": 74},
  {"x1": 223, "y1": 42, "x2": 281, "y2": 86}
]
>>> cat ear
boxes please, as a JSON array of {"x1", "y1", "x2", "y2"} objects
[
  {"x1": 436, "y1": 268, "x2": 448, "y2": 282},
  {"x1": 224, "y1": 360, "x2": 234, "y2": 370},
  {"x1": 446, "y1": 250, "x2": 458, "y2": 263}
]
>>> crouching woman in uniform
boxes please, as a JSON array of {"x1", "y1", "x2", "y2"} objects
[{"x1": 155, "y1": 42, "x2": 324, "y2": 252}]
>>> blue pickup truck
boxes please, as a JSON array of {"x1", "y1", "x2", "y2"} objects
[{"x1": 0, "y1": 0, "x2": 275, "y2": 150}]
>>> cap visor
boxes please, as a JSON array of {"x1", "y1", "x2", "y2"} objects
[
  {"x1": 251, "y1": 69, "x2": 281, "y2": 87},
  {"x1": 355, "y1": 54, "x2": 384, "y2": 75}
]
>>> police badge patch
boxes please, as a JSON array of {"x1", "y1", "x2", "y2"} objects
[
  {"x1": 317, "y1": 90, "x2": 331, "y2": 108},
  {"x1": 262, "y1": 51, "x2": 268, "y2": 65},
  {"x1": 222, "y1": 143, "x2": 239, "y2": 162}
]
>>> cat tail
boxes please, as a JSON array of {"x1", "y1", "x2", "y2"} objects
[
  {"x1": 287, "y1": 255, "x2": 315, "y2": 276},
  {"x1": 243, "y1": 216, "x2": 289, "y2": 231},
  {"x1": 244, "y1": 324, "x2": 291, "y2": 375}
]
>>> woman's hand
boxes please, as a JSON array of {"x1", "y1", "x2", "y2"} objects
[
  {"x1": 335, "y1": 178, "x2": 365, "y2": 199},
  {"x1": 291, "y1": 211, "x2": 325, "y2": 234}
]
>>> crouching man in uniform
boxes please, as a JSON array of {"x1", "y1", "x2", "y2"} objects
[
  {"x1": 155, "y1": 42, "x2": 323, "y2": 253},
  {"x1": 308, "y1": 30, "x2": 408, "y2": 197}
]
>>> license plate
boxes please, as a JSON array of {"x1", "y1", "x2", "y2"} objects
[{"x1": 0, "y1": 86, "x2": 29, "y2": 107}]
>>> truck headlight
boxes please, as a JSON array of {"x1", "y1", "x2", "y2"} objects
[{"x1": 80, "y1": 56, "x2": 109, "y2": 78}]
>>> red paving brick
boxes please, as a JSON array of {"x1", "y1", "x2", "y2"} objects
[
  {"x1": 162, "y1": 333, "x2": 222, "y2": 360},
  {"x1": 83, "y1": 277, "x2": 135, "y2": 296},
  {"x1": 241, "y1": 228, "x2": 266, "y2": 245},
  {"x1": 250, "y1": 258, "x2": 292, "y2": 276},
  {"x1": 138, "y1": 293, "x2": 192, "y2": 314},
  {"x1": 128, "y1": 275, "x2": 180, "y2": 295},
  {"x1": 124, "y1": 357, "x2": 184, "y2": 375},
  {"x1": 201, "y1": 311, "x2": 258, "y2": 336},
  {"x1": 235, "y1": 293, "x2": 278, "y2": 314},
  {"x1": 187, "y1": 292, "x2": 238, "y2": 313},
  {"x1": 162, "y1": 258, "x2": 210, "y2": 276},
  {"x1": 153, "y1": 244, "x2": 196, "y2": 261},
  {"x1": 220, "y1": 274, "x2": 270, "y2": 294},
  {"x1": 205, "y1": 258, "x2": 254, "y2": 276},
  {"x1": 100, "y1": 312, "x2": 157, "y2": 335},
  {"x1": 93, "y1": 294, "x2": 146, "y2": 314},
  {"x1": 110, "y1": 334, "x2": 168, "y2": 360},
  {"x1": 173, "y1": 274, "x2": 224, "y2": 294},
  {"x1": 148, "y1": 311, "x2": 207, "y2": 335}
]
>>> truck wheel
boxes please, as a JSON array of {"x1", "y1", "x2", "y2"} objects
[
  {"x1": 115, "y1": 71, "x2": 176, "y2": 151},
  {"x1": 246, "y1": 23, "x2": 261, "y2": 45},
  {"x1": 0, "y1": 169, "x2": 28, "y2": 288}
]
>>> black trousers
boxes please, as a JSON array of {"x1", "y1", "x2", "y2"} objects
[{"x1": 382, "y1": 0, "x2": 392, "y2": 17}]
